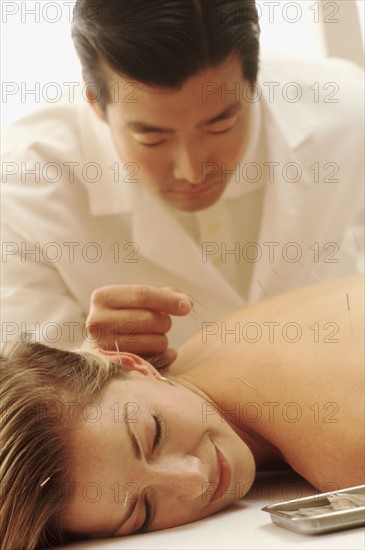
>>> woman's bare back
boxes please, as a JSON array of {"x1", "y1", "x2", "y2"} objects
[{"x1": 173, "y1": 276, "x2": 364, "y2": 491}]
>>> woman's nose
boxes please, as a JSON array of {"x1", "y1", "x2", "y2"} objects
[{"x1": 149, "y1": 454, "x2": 209, "y2": 502}]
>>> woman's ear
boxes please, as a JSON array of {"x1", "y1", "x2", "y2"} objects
[{"x1": 97, "y1": 350, "x2": 161, "y2": 379}]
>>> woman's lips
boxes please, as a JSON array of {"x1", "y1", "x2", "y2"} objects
[{"x1": 211, "y1": 445, "x2": 232, "y2": 502}]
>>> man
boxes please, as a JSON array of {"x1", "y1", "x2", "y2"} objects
[{"x1": 1, "y1": 0, "x2": 363, "y2": 363}]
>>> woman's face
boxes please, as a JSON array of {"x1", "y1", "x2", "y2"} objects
[{"x1": 63, "y1": 372, "x2": 256, "y2": 538}]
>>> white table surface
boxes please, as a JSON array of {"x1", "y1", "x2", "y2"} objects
[{"x1": 58, "y1": 470, "x2": 365, "y2": 550}]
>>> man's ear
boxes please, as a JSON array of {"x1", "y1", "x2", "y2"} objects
[
  {"x1": 98, "y1": 350, "x2": 161, "y2": 379},
  {"x1": 84, "y1": 80, "x2": 107, "y2": 123}
]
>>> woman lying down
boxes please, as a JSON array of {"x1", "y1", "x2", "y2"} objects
[{"x1": 1, "y1": 275, "x2": 364, "y2": 549}]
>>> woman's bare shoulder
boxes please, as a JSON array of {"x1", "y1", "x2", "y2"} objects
[{"x1": 174, "y1": 275, "x2": 363, "y2": 373}]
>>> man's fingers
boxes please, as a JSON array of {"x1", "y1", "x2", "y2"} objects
[
  {"x1": 86, "y1": 308, "x2": 172, "y2": 336},
  {"x1": 86, "y1": 284, "x2": 193, "y2": 355},
  {"x1": 90, "y1": 284, "x2": 194, "y2": 316}
]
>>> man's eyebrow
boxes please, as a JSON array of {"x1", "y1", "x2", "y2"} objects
[
  {"x1": 110, "y1": 408, "x2": 142, "y2": 536},
  {"x1": 125, "y1": 102, "x2": 243, "y2": 134},
  {"x1": 125, "y1": 121, "x2": 173, "y2": 134},
  {"x1": 204, "y1": 102, "x2": 242, "y2": 125}
]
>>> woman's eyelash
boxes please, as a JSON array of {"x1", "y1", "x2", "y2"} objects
[{"x1": 152, "y1": 412, "x2": 163, "y2": 449}]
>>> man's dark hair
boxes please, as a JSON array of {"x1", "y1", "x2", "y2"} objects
[{"x1": 72, "y1": 0, "x2": 260, "y2": 110}]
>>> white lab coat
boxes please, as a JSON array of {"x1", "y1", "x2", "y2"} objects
[{"x1": 1, "y1": 56, "x2": 363, "y2": 350}]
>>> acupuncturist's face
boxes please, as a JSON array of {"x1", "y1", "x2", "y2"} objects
[
  {"x1": 90, "y1": 55, "x2": 252, "y2": 212},
  {"x1": 63, "y1": 372, "x2": 256, "y2": 538}
]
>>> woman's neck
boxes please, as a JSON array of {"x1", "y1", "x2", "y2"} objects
[{"x1": 170, "y1": 373, "x2": 285, "y2": 470}]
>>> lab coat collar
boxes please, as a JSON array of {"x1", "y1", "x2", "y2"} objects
[
  {"x1": 258, "y1": 58, "x2": 318, "y2": 150},
  {"x1": 78, "y1": 102, "x2": 134, "y2": 216},
  {"x1": 79, "y1": 107, "x2": 241, "y2": 298},
  {"x1": 247, "y1": 101, "x2": 313, "y2": 302},
  {"x1": 131, "y1": 184, "x2": 244, "y2": 302},
  {"x1": 222, "y1": 98, "x2": 263, "y2": 199},
  {"x1": 78, "y1": 67, "x2": 317, "y2": 301}
]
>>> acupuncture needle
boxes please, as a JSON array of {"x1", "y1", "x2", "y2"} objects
[
  {"x1": 114, "y1": 340, "x2": 124, "y2": 367},
  {"x1": 185, "y1": 291, "x2": 216, "y2": 318}
]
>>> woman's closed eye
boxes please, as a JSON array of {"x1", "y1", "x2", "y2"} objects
[
  {"x1": 136, "y1": 496, "x2": 153, "y2": 534},
  {"x1": 136, "y1": 412, "x2": 164, "y2": 534},
  {"x1": 152, "y1": 412, "x2": 163, "y2": 450}
]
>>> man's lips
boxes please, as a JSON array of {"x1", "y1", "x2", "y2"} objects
[
  {"x1": 166, "y1": 180, "x2": 221, "y2": 196},
  {"x1": 211, "y1": 445, "x2": 232, "y2": 502}
]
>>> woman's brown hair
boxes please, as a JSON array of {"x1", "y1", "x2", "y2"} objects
[{"x1": 0, "y1": 340, "x2": 125, "y2": 549}]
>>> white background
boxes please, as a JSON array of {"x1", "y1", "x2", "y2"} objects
[{"x1": 1, "y1": 0, "x2": 364, "y2": 131}]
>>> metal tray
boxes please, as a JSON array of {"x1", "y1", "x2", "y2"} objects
[{"x1": 262, "y1": 484, "x2": 365, "y2": 535}]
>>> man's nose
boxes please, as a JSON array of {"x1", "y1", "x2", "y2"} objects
[
  {"x1": 172, "y1": 141, "x2": 208, "y2": 184},
  {"x1": 148, "y1": 454, "x2": 210, "y2": 502}
]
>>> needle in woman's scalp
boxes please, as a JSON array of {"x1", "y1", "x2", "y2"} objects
[{"x1": 114, "y1": 340, "x2": 124, "y2": 368}]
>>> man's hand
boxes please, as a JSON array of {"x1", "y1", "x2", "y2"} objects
[{"x1": 82, "y1": 284, "x2": 194, "y2": 368}]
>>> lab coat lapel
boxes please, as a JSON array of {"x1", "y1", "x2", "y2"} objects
[
  {"x1": 78, "y1": 104, "x2": 133, "y2": 215},
  {"x1": 259, "y1": 57, "x2": 318, "y2": 150},
  {"x1": 80, "y1": 106, "x2": 243, "y2": 302},
  {"x1": 249, "y1": 99, "x2": 311, "y2": 301},
  {"x1": 131, "y1": 185, "x2": 244, "y2": 302}
]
